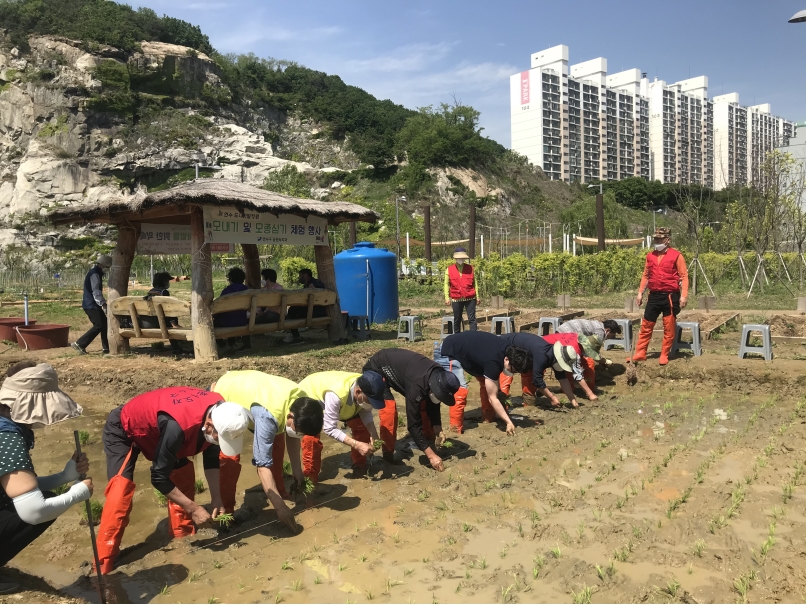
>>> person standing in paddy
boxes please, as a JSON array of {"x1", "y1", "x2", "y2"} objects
[
  {"x1": 632, "y1": 227, "x2": 689, "y2": 365},
  {"x1": 444, "y1": 247, "x2": 478, "y2": 332}
]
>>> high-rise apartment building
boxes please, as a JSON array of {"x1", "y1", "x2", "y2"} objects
[{"x1": 511, "y1": 45, "x2": 794, "y2": 190}]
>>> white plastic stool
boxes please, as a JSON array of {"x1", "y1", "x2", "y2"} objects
[
  {"x1": 491, "y1": 316, "x2": 516, "y2": 335},
  {"x1": 671, "y1": 321, "x2": 701, "y2": 356},
  {"x1": 348, "y1": 315, "x2": 370, "y2": 341},
  {"x1": 538, "y1": 317, "x2": 560, "y2": 335},
  {"x1": 440, "y1": 316, "x2": 459, "y2": 340},
  {"x1": 738, "y1": 324, "x2": 772, "y2": 361},
  {"x1": 604, "y1": 319, "x2": 634, "y2": 352},
  {"x1": 397, "y1": 315, "x2": 423, "y2": 342}
]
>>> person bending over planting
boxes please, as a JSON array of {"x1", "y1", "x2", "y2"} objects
[
  {"x1": 434, "y1": 331, "x2": 532, "y2": 435},
  {"x1": 363, "y1": 349, "x2": 460, "y2": 472},
  {"x1": 94, "y1": 387, "x2": 250, "y2": 574},
  {"x1": 211, "y1": 371, "x2": 324, "y2": 533},
  {"x1": 499, "y1": 332, "x2": 581, "y2": 408},
  {"x1": 0, "y1": 361, "x2": 90, "y2": 595},
  {"x1": 297, "y1": 371, "x2": 387, "y2": 479}
]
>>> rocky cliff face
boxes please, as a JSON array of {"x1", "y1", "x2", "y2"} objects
[{"x1": 0, "y1": 34, "x2": 358, "y2": 247}]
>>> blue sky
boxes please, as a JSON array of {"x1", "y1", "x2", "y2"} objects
[{"x1": 132, "y1": 0, "x2": 806, "y2": 146}]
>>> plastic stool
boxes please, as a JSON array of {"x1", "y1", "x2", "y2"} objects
[
  {"x1": 671, "y1": 321, "x2": 701, "y2": 356},
  {"x1": 738, "y1": 324, "x2": 772, "y2": 361},
  {"x1": 397, "y1": 315, "x2": 423, "y2": 342},
  {"x1": 491, "y1": 316, "x2": 516, "y2": 335},
  {"x1": 440, "y1": 316, "x2": 459, "y2": 340},
  {"x1": 348, "y1": 315, "x2": 370, "y2": 341},
  {"x1": 538, "y1": 317, "x2": 560, "y2": 336},
  {"x1": 604, "y1": 319, "x2": 634, "y2": 352}
]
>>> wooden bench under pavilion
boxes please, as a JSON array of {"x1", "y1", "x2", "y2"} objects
[{"x1": 48, "y1": 180, "x2": 378, "y2": 361}]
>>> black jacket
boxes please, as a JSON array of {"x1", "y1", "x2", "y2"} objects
[{"x1": 363, "y1": 349, "x2": 442, "y2": 452}]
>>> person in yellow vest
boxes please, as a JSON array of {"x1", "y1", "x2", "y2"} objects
[
  {"x1": 210, "y1": 371, "x2": 324, "y2": 534},
  {"x1": 297, "y1": 371, "x2": 387, "y2": 480},
  {"x1": 444, "y1": 247, "x2": 477, "y2": 332}
]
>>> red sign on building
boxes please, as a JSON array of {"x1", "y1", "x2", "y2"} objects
[{"x1": 520, "y1": 71, "x2": 530, "y2": 105}]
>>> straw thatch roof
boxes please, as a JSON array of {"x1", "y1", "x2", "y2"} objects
[{"x1": 48, "y1": 180, "x2": 378, "y2": 225}]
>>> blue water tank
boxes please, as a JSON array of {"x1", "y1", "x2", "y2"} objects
[{"x1": 334, "y1": 242, "x2": 399, "y2": 324}]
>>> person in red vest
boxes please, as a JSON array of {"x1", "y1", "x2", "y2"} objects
[
  {"x1": 94, "y1": 387, "x2": 250, "y2": 574},
  {"x1": 444, "y1": 247, "x2": 477, "y2": 332},
  {"x1": 632, "y1": 227, "x2": 689, "y2": 365}
]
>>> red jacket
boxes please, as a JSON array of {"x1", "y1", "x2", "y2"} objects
[
  {"x1": 646, "y1": 248, "x2": 681, "y2": 293},
  {"x1": 542, "y1": 332, "x2": 582, "y2": 356},
  {"x1": 119, "y1": 387, "x2": 222, "y2": 461},
  {"x1": 447, "y1": 264, "x2": 476, "y2": 300}
]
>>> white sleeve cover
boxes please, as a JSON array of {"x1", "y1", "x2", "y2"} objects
[
  {"x1": 12, "y1": 482, "x2": 91, "y2": 525},
  {"x1": 36, "y1": 459, "x2": 81, "y2": 492}
]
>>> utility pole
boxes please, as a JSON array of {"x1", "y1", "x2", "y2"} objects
[
  {"x1": 589, "y1": 183, "x2": 605, "y2": 252},
  {"x1": 469, "y1": 201, "x2": 476, "y2": 258}
]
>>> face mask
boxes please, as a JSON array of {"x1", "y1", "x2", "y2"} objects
[
  {"x1": 261, "y1": 279, "x2": 266, "y2": 288},
  {"x1": 502, "y1": 368, "x2": 514, "y2": 377},
  {"x1": 429, "y1": 392, "x2": 441, "y2": 404},
  {"x1": 358, "y1": 401, "x2": 373, "y2": 411},
  {"x1": 204, "y1": 430, "x2": 219, "y2": 445},
  {"x1": 654, "y1": 243, "x2": 667, "y2": 252},
  {"x1": 456, "y1": 261, "x2": 464, "y2": 267},
  {"x1": 286, "y1": 424, "x2": 302, "y2": 440}
]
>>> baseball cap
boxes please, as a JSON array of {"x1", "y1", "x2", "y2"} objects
[
  {"x1": 356, "y1": 370, "x2": 386, "y2": 410},
  {"x1": 579, "y1": 335, "x2": 602, "y2": 361},
  {"x1": 653, "y1": 227, "x2": 671, "y2": 239},
  {"x1": 211, "y1": 402, "x2": 252, "y2": 456},
  {"x1": 428, "y1": 369, "x2": 459, "y2": 406},
  {"x1": 552, "y1": 341, "x2": 578, "y2": 372}
]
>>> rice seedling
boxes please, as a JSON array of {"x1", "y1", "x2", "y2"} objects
[
  {"x1": 338, "y1": 563, "x2": 348, "y2": 571},
  {"x1": 475, "y1": 557, "x2": 487, "y2": 569},
  {"x1": 441, "y1": 440, "x2": 454, "y2": 449},
  {"x1": 274, "y1": 592, "x2": 283, "y2": 604},
  {"x1": 188, "y1": 571, "x2": 202, "y2": 583},
  {"x1": 207, "y1": 598, "x2": 218, "y2": 604},
  {"x1": 153, "y1": 489, "x2": 168, "y2": 507},
  {"x1": 693, "y1": 539, "x2": 706, "y2": 557},
  {"x1": 392, "y1": 532, "x2": 400, "y2": 543},
  {"x1": 314, "y1": 576, "x2": 322, "y2": 585},
  {"x1": 82, "y1": 498, "x2": 103, "y2": 524},
  {"x1": 281, "y1": 559, "x2": 294, "y2": 571},
  {"x1": 550, "y1": 544, "x2": 562, "y2": 559},
  {"x1": 158, "y1": 584, "x2": 170, "y2": 596},
  {"x1": 404, "y1": 568, "x2": 413, "y2": 576},
  {"x1": 417, "y1": 487, "x2": 430, "y2": 502},
  {"x1": 194, "y1": 479, "x2": 206, "y2": 494},
  {"x1": 462, "y1": 522, "x2": 473, "y2": 532},
  {"x1": 288, "y1": 579, "x2": 303, "y2": 591},
  {"x1": 782, "y1": 481, "x2": 794, "y2": 503},
  {"x1": 577, "y1": 522, "x2": 585, "y2": 539},
  {"x1": 571, "y1": 584, "x2": 593, "y2": 604},
  {"x1": 359, "y1": 553, "x2": 367, "y2": 562},
  {"x1": 733, "y1": 573, "x2": 753, "y2": 602},
  {"x1": 385, "y1": 578, "x2": 403, "y2": 593},
  {"x1": 665, "y1": 579, "x2": 680, "y2": 597},
  {"x1": 214, "y1": 513, "x2": 234, "y2": 528},
  {"x1": 212, "y1": 560, "x2": 223, "y2": 569},
  {"x1": 592, "y1": 508, "x2": 602, "y2": 523},
  {"x1": 78, "y1": 430, "x2": 91, "y2": 446}
]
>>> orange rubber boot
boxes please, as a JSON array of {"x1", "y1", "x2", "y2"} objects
[
  {"x1": 94, "y1": 474, "x2": 136, "y2": 575},
  {"x1": 167, "y1": 463, "x2": 196, "y2": 538},
  {"x1": 659, "y1": 315, "x2": 676, "y2": 365},
  {"x1": 448, "y1": 386, "x2": 468, "y2": 433},
  {"x1": 302, "y1": 434, "x2": 323, "y2": 483},
  {"x1": 631, "y1": 320, "x2": 655, "y2": 362},
  {"x1": 270, "y1": 433, "x2": 290, "y2": 498},
  {"x1": 379, "y1": 399, "x2": 398, "y2": 457},
  {"x1": 346, "y1": 418, "x2": 371, "y2": 468},
  {"x1": 477, "y1": 377, "x2": 497, "y2": 423},
  {"x1": 218, "y1": 452, "x2": 241, "y2": 514},
  {"x1": 521, "y1": 372, "x2": 536, "y2": 400},
  {"x1": 419, "y1": 401, "x2": 436, "y2": 441}
]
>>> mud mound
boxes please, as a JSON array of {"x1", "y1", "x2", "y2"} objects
[{"x1": 767, "y1": 314, "x2": 806, "y2": 337}]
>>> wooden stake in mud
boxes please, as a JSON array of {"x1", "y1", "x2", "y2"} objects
[{"x1": 73, "y1": 430, "x2": 106, "y2": 604}]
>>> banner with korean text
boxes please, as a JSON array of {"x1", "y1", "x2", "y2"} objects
[
  {"x1": 203, "y1": 206, "x2": 329, "y2": 246},
  {"x1": 138, "y1": 224, "x2": 233, "y2": 254}
]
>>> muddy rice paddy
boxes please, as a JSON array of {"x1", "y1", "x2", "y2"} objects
[{"x1": 2, "y1": 321, "x2": 806, "y2": 604}]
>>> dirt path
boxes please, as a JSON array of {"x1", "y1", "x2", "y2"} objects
[{"x1": 2, "y1": 328, "x2": 806, "y2": 603}]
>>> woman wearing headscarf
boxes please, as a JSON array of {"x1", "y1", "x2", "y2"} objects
[{"x1": 0, "y1": 361, "x2": 92, "y2": 595}]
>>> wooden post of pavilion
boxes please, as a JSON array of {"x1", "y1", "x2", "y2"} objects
[
  {"x1": 107, "y1": 224, "x2": 141, "y2": 354},
  {"x1": 315, "y1": 229, "x2": 347, "y2": 341},
  {"x1": 190, "y1": 207, "x2": 219, "y2": 361},
  {"x1": 242, "y1": 243, "x2": 261, "y2": 289}
]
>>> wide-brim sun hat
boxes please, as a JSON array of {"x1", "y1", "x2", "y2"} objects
[
  {"x1": 0, "y1": 363, "x2": 82, "y2": 427},
  {"x1": 552, "y1": 342, "x2": 577, "y2": 372},
  {"x1": 452, "y1": 247, "x2": 469, "y2": 260}
]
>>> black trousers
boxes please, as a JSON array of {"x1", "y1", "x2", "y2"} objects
[
  {"x1": 451, "y1": 299, "x2": 477, "y2": 332},
  {"x1": 103, "y1": 406, "x2": 140, "y2": 482},
  {"x1": 0, "y1": 493, "x2": 56, "y2": 566},
  {"x1": 76, "y1": 307, "x2": 109, "y2": 351},
  {"x1": 287, "y1": 306, "x2": 327, "y2": 338},
  {"x1": 643, "y1": 291, "x2": 681, "y2": 323}
]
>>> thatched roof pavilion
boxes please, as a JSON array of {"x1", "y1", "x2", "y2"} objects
[{"x1": 49, "y1": 180, "x2": 379, "y2": 361}]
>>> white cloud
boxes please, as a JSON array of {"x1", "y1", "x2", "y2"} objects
[
  {"x1": 342, "y1": 42, "x2": 454, "y2": 73},
  {"x1": 216, "y1": 24, "x2": 342, "y2": 52}
]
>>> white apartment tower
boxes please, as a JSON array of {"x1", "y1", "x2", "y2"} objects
[
  {"x1": 510, "y1": 45, "x2": 649, "y2": 184},
  {"x1": 511, "y1": 45, "x2": 794, "y2": 190}
]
